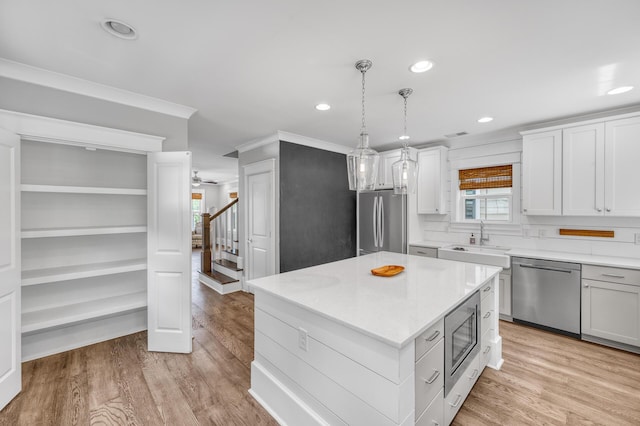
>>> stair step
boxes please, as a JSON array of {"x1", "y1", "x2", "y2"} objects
[
  {"x1": 198, "y1": 269, "x2": 238, "y2": 285},
  {"x1": 214, "y1": 259, "x2": 242, "y2": 271}
]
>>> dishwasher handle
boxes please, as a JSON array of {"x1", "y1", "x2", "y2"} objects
[{"x1": 516, "y1": 263, "x2": 574, "y2": 274}]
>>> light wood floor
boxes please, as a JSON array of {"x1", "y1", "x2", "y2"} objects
[{"x1": 1, "y1": 252, "x2": 639, "y2": 425}]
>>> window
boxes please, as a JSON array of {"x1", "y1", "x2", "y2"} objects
[
  {"x1": 192, "y1": 192, "x2": 204, "y2": 231},
  {"x1": 457, "y1": 165, "x2": 513, "y2": 222}
]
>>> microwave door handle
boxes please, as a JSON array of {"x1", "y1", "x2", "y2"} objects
[
  {"x1": 379, "y1": 196, "x2": 384, "y2": 248},
  {"x1": 372, "y1": 196, "x2": 378, "y2": 248}
]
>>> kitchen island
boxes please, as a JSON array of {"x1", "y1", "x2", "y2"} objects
[{"x1": 248, "y1": 251, "x2": 503, "y2": 426}]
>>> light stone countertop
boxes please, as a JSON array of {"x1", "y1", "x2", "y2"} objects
[{"x1": 248, "y1": 251, "x2": 501, "y2": 348}]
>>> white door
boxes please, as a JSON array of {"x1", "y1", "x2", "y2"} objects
[
  {"x1": 0, "y1": 128, "x2": 20, "y2": 410},
  {"x1": 244, "y1": 159, "x2": 276, "y2": 281},
  {"x1": 147, "y1": 152, "x2": 192, "y2": 353}
]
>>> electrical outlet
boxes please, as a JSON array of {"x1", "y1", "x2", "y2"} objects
[
  {"x1": 298, "y1": 327, "x2": 308, "y2": 351},
  {"x1": 635, "y1": 233, "x2": 640, "y2": 245}
]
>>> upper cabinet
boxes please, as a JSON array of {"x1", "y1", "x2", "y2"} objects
[
  {"x1": 522, "y1": 130, "x2": 562, "y2": 215},
  {"x1": 521, "y1": 113, "x2": 640, "y2": 217},
  {"x1": 417, "y1": 146, "x2": 448, "y2": 214},
  {"x1": 376, "y1": 148, "x2": 416, "y2": 189}
]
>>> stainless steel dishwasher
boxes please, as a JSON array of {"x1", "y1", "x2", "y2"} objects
[{"x1": 512, "y1": 257, "x2": 581, "y2": 337}]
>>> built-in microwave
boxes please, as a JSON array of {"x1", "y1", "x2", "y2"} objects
[{"x1": 444, "y1": 290, "x2": 480, "y2": 396}]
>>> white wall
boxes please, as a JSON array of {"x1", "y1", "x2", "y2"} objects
[{"x1": 412, "y1": 133, "x2": 640, "y2": 259}]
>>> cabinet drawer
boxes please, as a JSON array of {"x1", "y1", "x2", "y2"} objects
[
  {"x1": 409, "y1": 245, "x2": 438, "y2": 258},
  {"x1": 444, "y1": 353, "x2": 480, "y2": 425},
  {"x1": 416, "y1": 389, "x2": 443, "y2": 426},
  {"x1": 582, "y1": 265, "x2": 640, "y2": 286},
  {"x1": 481, "y1": 294, "x2": 495, "y2": 337},
  {"x1": 415, "y1": 339, "x2": 444, "y2": 419},
  {"x1": 480, "y1": 328, "x2": 493, "y2": 370},
  {"x1": 480, "y1": 281, "x2": 494, "y2": 301},
  {"x1": 415, "y1": 319, "x2": 444, "y2": 360}
]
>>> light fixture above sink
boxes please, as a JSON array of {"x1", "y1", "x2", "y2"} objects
[{"x1": 438, "y1": 244, "x2": 510, "y2": 268}]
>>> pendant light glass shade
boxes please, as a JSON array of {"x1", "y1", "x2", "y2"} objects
[
  {"x1": 347, "y1": 131, "x2": 379, "y2": 191},
  {"x1": 347, "y1": 59, "x2": 379, "y2": 191},
  {"x1": 392, "y1": 88, "x2": 418, "y2": 194}
]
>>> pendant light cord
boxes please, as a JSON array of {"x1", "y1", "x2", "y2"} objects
[
  {"x1": 361, "y1": 68, "x2": 367, "y2": 133},
  {"x1": 402, "y1": 95, "x2": 408, "y2": 149}
]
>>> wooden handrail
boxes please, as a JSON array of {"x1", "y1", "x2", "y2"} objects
[{"x1": 211, "y1": 198, "x2": 238, "y2": 221}]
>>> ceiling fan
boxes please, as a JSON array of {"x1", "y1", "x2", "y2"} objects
[{"x1": 192, "y1": 170, "x2": 217, "y2": 187}]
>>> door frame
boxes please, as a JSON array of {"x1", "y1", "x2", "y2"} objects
[{"x1": 243, "y1": 158, "x2": 277, "y2": 289}]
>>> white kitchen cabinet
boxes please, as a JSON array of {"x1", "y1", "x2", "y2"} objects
[
  {"x1": 499, "y1": 270, "x2": 512, "y2": 319},
  {"x1": 408, "y1": 244, "x2": 438, "y2": 258},
  {"x1": 604, "y1": 116, "x2": 640, "y2": 216},
  {"x1": 522, "y1": 129, "x2": 562, "y2": 215},
  {"x1": 417, "y1": 146, "x2": 447, "y2": 214},
  {"x1": 562, "y1": 123, "x2": 605, "y2": 216},
  {"x1": 376, "y1": 148, "x2": 417, "y2": 190},
  {"x1": 582, "y1": 265, "x2": 640, "y2": 348}
]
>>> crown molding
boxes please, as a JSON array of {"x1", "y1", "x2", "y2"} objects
[
  {"x1": 0, "y1": 108, "x2": 164, "y2": 153},
  {"x1": 0, "y1": 58, "x2": 197, "y2": 119},
  {"x1": 236, "y1": 130, "x2": 350, "y2": 155}
]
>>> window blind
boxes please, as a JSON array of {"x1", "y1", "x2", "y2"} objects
[
  {"x1": 192, "y1": 193, "x2": 203, "y2": 200},
  {"x1": 459, "y1": 165, "x2": 512, "y2": 190}
]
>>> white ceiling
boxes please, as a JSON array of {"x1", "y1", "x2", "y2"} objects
[{"x1": 2, "y1": 1, "x2": 640, "y2": 183}]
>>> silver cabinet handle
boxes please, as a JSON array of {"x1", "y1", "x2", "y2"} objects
[
  {"x1": 423, "y1": 370, "x2": 441, "y2": 384},
  {"x1": 583, "y1": 283, "x2": 589, "y2": 288},
  {"x1": 483, "y1": 286, "x2": 492, "y2": 293},
  {"x1": 596, "y1": 207, "x2": 602, "y2": 212},
  {"x1": 425, "y1": 330, "x2": 440, "y2": 341},
  {"x1": 606, "y1": 208, "x2": 611, "y2": 212},
  {"x1": 417, "y1": 250, "x2": 426, "y2": 254},
  {"x1": 483, "y1": 311, "x2": 491, "y2": 319},
  {"x1": 248, "y1": 238, "x2": 253, "y2": 243},
  {"x1": 432, "y1": 421, "x2": 439, "y2": 426},
  {"x1": 449, "y1": 394, "x2": 463, "y2": 408},
  {"x1": 523, "y1": 208, "x2": 527, "y2": 213},
  {"x1": 602, "y1": 273, "x2": 625, "y2": 279},
  {"x1": 483, "y1": 345, "x2": 491, "y2": 355},
  {"x1": 468, "y1": 369, "x2": 479, "y2": 380}
]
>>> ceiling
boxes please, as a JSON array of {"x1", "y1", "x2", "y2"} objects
[{"x1": 1, "y1": 1, "x2": 640, "y2": 183}]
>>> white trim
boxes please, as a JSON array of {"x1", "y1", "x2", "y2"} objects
[
  {"x1": 450, "y1": 152, "x2": 520, "y2": 170},
  {"x1": 0, "y1": 58, "x2": 197, "y2": 119},
  {"x1": 0, "y1": 108, "x2": 164, "y2": 153},
  {"x1": 237, "y1": 131, "x2": 350, "y2": 155}
]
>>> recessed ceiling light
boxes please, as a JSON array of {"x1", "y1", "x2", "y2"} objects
[
  {"x1": 477, "y1": 116, "x2": 494, "y2": 123},
  {"x1": 409, "y1": 60, "x2": 434, "y2": 73},
  {"x1": 101, "y1": 19, "x2": 138, "y2": 40},
  {"x1": 607, "y1": 86, "x2": 634, "y2": 95},
  {"x1": 398, "y1": 135, "x2": 410, "y2": 141},
  {"x1": 315, "y1": 103, "x2": 331, "y2": 111}
]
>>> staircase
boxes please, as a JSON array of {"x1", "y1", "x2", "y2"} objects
[{"x1": 198, "y1": 198, "x2": 243, "y2": 294}]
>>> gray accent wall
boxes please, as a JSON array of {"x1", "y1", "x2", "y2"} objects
[
  {"x1": 279, "y1": 141, "x2": 356, "y2": 272},
  {"x1": 0, "y1": 77, "x2": 188, "y2": 151}
]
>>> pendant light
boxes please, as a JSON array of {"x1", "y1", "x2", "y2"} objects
[
  {"x1": 347, "y1": 59, "x2": 379, "y2": 191},
  {"x1": 392, "y1": 88, "x2": 418, "y2": 194}
]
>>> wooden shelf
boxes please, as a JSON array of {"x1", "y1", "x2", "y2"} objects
[
  {"x1": 21, "y1": 184, "x2": 146, "y2": 195},
  {"x1": 22, "y1": 291, "x2": 147, "y2": 334},
  {"x1": 22, "y1": 225, "x2": 147, "y2": 239},
  {"x1": 22, "y1": 259, "x2": 147, "y2": 286}
]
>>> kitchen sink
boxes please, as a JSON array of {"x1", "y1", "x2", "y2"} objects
[{"x1": 438, "y1": 244, "x2": 510, "y2": 268}]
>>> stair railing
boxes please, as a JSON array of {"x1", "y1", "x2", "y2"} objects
[{"x1": 201, "y1": 198, "x2": 239, "y2": 273}]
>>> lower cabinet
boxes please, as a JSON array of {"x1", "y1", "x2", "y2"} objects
[
  {"x1": 443, "y1": 353, "x2": 481, "y2": 425},
  {"x1": 409, "y1": 245, "x2": 438, "y2": 258},
  {"x1": 582, "y1": 265, "x2": 640, "y2": 348},
  {"x1": 416, "y1": 389, "x2": 444, "y2": 426}
]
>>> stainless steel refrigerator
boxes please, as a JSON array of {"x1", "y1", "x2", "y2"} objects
[{"x1": 359, "y1": 190, "x2": 407, "y2": 255}]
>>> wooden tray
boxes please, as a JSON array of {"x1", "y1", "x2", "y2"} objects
[{"x1": 371, "y1": 265, "x2": 405, "y2": 277}]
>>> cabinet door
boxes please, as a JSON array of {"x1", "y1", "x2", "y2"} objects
[
  {"x1": 377, "y1": 151, "x2": 401, "y2": 189},
  {"x1": 0, "y1": 128, "x2": 21, "y2": 410},
  {"x1": 582, "y1": 279, "x2": 640, "y2": 346},
  {"x1": 522, "y1": 130, "x2": 562, "y2": 215},
  {"x1": 499, "y1": 272, "x2": 511, "y2": 317},
  {"x1": 604, "y1": 116, "x2": 640, "y2": 216},
  {"x1": 147, "y1": 151, "x2": 192, "y2": 353},
  {"x1": 417, "y1": 148, "x2": 445, "y2": 214},
  {"x1": 562, "y1": 123, "x2": 605, "y2": 216}
]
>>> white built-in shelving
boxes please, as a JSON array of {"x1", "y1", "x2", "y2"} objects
[
  {"x1": 21, "y1": 258, "x2": 147, "y2": 286},
  {"x1": 22, "y1": 291, "x2": 147, "y2": 334},
  {"x1": 20, "y1": 138, "x2": 149, "y2": 360}
]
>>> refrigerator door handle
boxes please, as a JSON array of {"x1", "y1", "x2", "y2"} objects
[
  {"x1": 378, "y1": 196, "x2": 384, "y2": 248},
  {"x1": 372, "y1": 195, "x2": 378, "y2": 248}
]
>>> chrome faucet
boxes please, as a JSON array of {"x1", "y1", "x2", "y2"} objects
[{"x1": 480, "y1": 220, "x2": 490, "y2": 245}]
